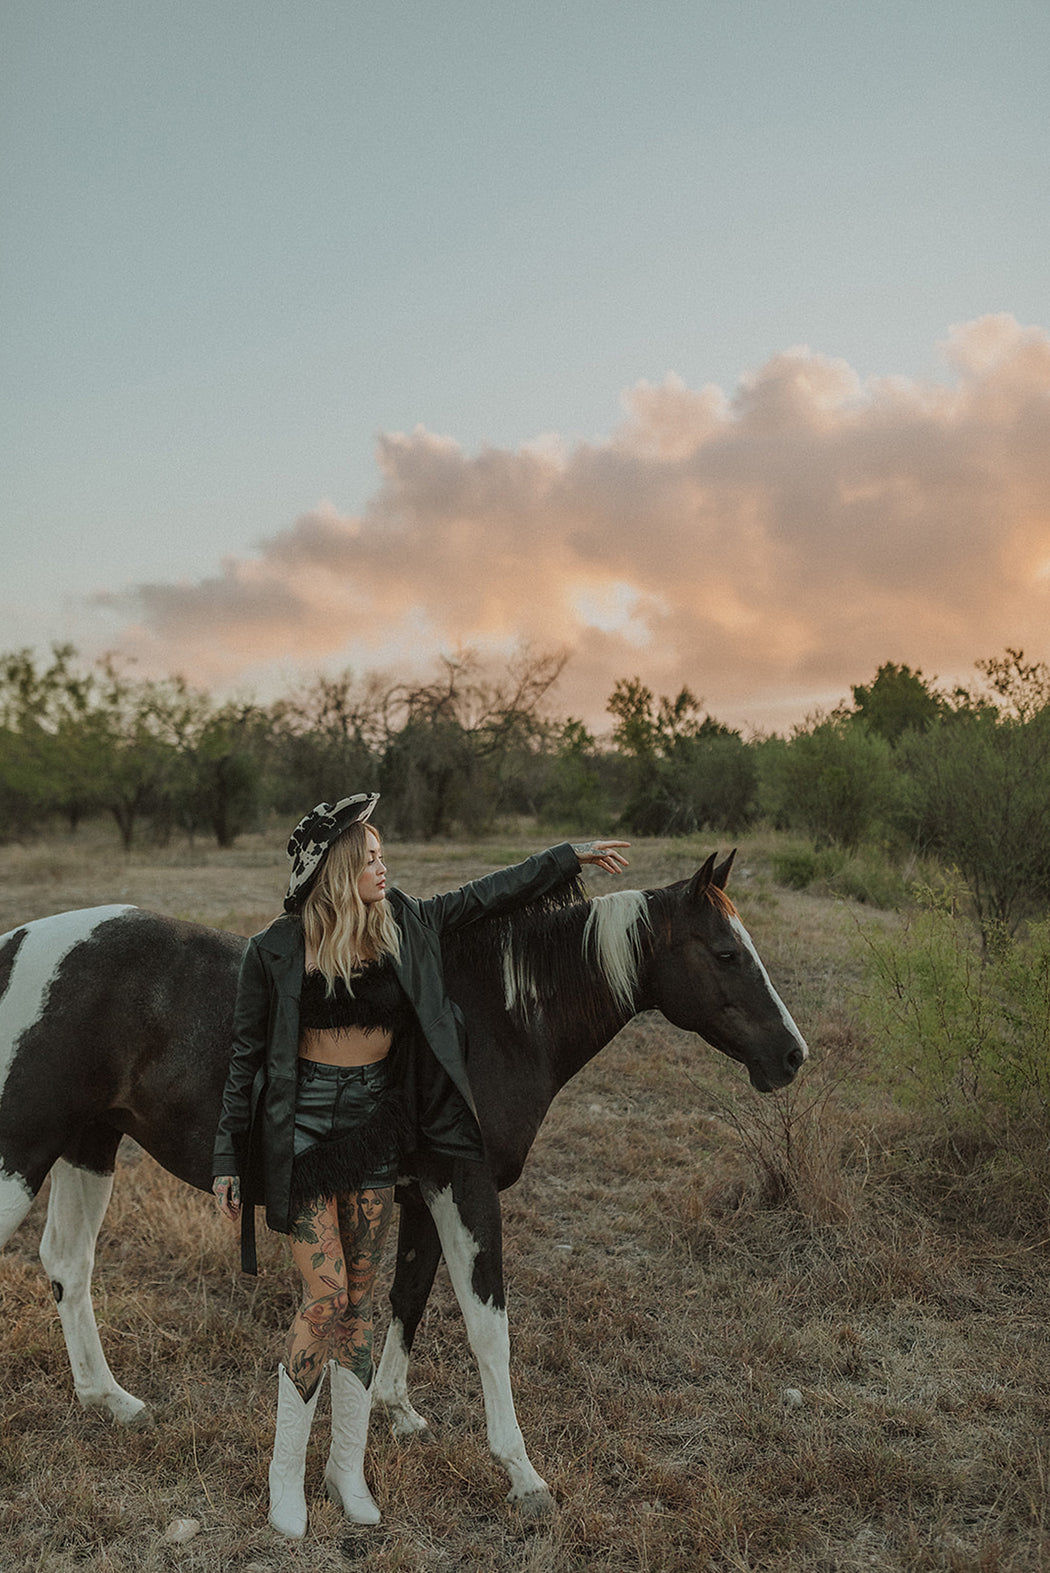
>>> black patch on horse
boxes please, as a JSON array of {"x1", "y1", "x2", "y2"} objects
[{"x1": 441, "y1": 871, "x2": 606, "y2": 1023}]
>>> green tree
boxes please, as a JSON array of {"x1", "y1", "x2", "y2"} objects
[
  {"x1": 89, "y1": 658, "x2": 207, "y2": 850},
  {"x1": 972, "y1": 648, "x2": 1050, "y2": 722},
  {"x1": 264, "y1": 670, "x2": 383, "y2": 814},
  {"x1": 380, "y1": 648, "x2": 568, "y2": 837},
  {"x1": 851, "y1": 662, "x2": 944, "y2": 744},
  {"x1": 607, "y1": 678, "x2": 753, "y2": 833},
  {"x1": 0, "y1": 645, "x2": 110, "y2": 834},
  {"x1": 187, "y1": 702, "x2": 264, "y2": 847},
  {"x1": 607, "y1": 678, "x2": 712, "y2": 760},
  {"x1": 893, "y1": 652, "x2": 1050, "y2": 937},
  {"x1": 899, "y1": 704, "x2": 1050, "y2": 936},
  {"x1": 759, "y1": 713, "x2": 899, "y2": 851},
  {"x1": 537, "y1": 717, "x2": 607, "y2": 825}
]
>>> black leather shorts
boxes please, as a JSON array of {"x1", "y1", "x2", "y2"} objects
[{"x1": 291, "y1": 1058, "x2": 401, "y2": 1191}]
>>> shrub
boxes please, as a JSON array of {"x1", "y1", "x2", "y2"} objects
[
  {"x1": 860, "y1": 901, "x2": 1050, "y2": 1136},
  {"x1": 822, "y1": 851, "x2": 913, "y2": 909},
  {"x1": 621, "y1": 731, "x2": 759, "y2": 835},
  {"x1": 759, "y1": 715, "x2": 900, "y2": 851},
  {"x1": 771, "y1": 842, "x2": 911, "y2": 909},
  {"x1": 897, "y1": 706, "x2": 1050, "y2": 936},
  {"x1": 771, "y1": 844, "x2": 830, "y2": 889}
]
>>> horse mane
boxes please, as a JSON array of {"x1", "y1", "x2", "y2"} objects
[
  {"x1": 706, "y1": 884, "x2": 737, "y2": 918},
  {"x1": 441, "y1": 874, "x2": 653, "y2": 1027},
  {"x1": 441, "y1": 866, "x2": 735, "y2": 1026},
  {"x1": 581, "y1": 890, "x2": 652, "y2": 1014}
]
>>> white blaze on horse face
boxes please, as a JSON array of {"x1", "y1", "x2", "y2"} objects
[{"x1": 729, "y1": 915, "x2": 809, "y2": 1058}]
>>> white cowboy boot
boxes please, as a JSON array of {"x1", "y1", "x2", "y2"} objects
[
  {"x1": 268, "y1": 1364, "x2": 325, "y2": 1539},
  {"x1": 325, "y1": 1361, "x2": 380, "y2": 1525}
]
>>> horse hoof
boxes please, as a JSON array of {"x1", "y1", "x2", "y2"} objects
[
  {"x1": 120, "y1": 1404, "x2": 154, "y2": 1429},
  {"x1": 388, "y1": 1411, "x2": 431, "y2": 1440},
  {"x1": 511, "y1": 1487, "x2": 555, "y2": 1520},
  {"x1": 80, "y1": 1390, "x2": 150, "y2": 1426},
  {"x1": 112, "y1": 1396, "x2": 151, "y2": 1427}
]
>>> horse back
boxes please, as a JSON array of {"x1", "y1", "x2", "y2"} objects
[{"x1": 0, "y1": 907, "x2": 244, "y2": 1196}]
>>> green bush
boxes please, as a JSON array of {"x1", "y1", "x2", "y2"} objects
[
  {"x1": 621, "y1": 731, "x2": 758, "y2": 835},
  {"x1": 860, "y1": 902, "x2": 1050, "y2": 1134},
  {"x1": 824, "y1": 851, "x2": 912, "y2": 909},
  {"x1": 771, "y1": 842, "x2": 911, "y2": 909},
  {"x1": 758, "y1": 715, "x2": 900, "y2": 851},
  {"x1": 896, "y1": 706, "x2": 1050, "y2": 936},
  {"x1": 771, "y1": 843, "x2": 839, "y2": 889}
]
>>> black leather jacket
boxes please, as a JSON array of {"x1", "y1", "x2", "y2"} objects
[{"x1": 213, "y1": 843, "x2": 581, "y2": 1264}]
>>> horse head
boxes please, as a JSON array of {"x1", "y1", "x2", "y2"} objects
[{"x1": 642, "y1": 852, "x2": 808, "y2": 1092}]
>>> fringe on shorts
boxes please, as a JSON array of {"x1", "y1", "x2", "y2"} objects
[{"x1": 287, "y1": 1092, "x2": 414, "y2": 1214}]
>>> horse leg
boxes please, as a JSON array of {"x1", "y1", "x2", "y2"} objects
[
  {"x1": 374, "y1": 1185, "x2": 443, "y2": 1437},
  {"x1": 0, "y1": 1167, "x2": 36, "y2": 1250},
  {"x1": 39, "y1": 1150, "x2": 147, "y2": 1424},
  {"x1": 426, "y1": 1164, "x2": 553, "y2": 1516}
]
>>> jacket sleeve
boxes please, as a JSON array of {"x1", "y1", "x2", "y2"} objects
[
  {"x1": 212, "y1": 938, "x2": 270, "y2": 1177},
  {"x1": 410, "y1": 842, "x2": 582, "y2": 936}
]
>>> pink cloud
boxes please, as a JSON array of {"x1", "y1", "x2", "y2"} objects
[{"x1": 92, "y1": 316, "x2": 1050, "y2": 731}]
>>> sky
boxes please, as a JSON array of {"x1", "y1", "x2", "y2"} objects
[{"x1": 4, "y1": 0, "x2": 1050, "y2": 735}]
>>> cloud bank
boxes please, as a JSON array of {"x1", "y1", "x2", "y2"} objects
[{"x1": 95, "y1": 315, "x2": 1050, "y2": 732}]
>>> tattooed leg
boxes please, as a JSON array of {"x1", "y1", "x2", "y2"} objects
[
  {"x1": 330, "y1": 1187, "x2": 395, "y2": 1386},
  {"x1": 286, "y1": 1195, "x2": 350, "y2": 1401}
]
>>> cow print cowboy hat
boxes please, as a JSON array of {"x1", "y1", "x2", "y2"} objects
[{"x1": 283, "y1": 792, "x2": 380, "y2": 913}]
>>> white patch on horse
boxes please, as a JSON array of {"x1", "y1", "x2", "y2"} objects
[
  {"x1": 730, "y1": 915, "x2": 809, "y2": 1059},
  {"x1": 501, "y1": 890, "x2": 651, "y2": 1020},
  {"x1": 374, "y1": 1317, "x2": 429, "y2": 1436},
  {"x1": 582, "y1": 890, "x2": 651, "y2": 1015},
  {"x1": 0, "y1": 1169, "x2": 34, "y2": 1249},
  {"x1": 426, "y1": 1184, "x2": 551, "y2": 1506},
  {"x1": 0, "y1": 906, "x2": 135, "y2": 1098},
  {"x1": 40, "y1": 1158, "x2": 146, "y2": 1421},
  {"x1": 501, "y1": 943, "x2": 540, "y2": 1016}
]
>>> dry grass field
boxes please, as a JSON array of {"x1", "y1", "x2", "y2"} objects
[{"x1": 0, "y1": 826, "x2": 1047, "y2": 1572}]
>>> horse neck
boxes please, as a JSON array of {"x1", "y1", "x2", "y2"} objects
[{"x1": 539, "y1": 892, "x2": 653, "y2": 1092}]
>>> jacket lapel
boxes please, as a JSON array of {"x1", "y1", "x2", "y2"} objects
[{"x1": 257, "y1": 914, "x2": 305, "y2": 1001}]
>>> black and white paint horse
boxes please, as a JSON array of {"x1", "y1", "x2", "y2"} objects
[{"x1": 0, "y1": 853, "x2": 806, "y2": 1514}]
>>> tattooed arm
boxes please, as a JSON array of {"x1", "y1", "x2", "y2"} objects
[{"x1": 212, "y1": 1175, "x2": 241, "y2": 1220}]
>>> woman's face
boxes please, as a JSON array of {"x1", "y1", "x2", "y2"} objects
[{"x1": 356, "y1": 827, "x2": 387, "y2": 906}]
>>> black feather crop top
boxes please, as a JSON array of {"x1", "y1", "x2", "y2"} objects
[{"x1": 299, "y1": 957, "x2": 414, "y2": 1038}]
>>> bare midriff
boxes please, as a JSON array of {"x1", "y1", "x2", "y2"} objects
[{"x1": 297, "y1": 1027, "x2": 392, "y2": 1068}]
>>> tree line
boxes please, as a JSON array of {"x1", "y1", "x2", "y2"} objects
[{"x1": 4, "y1": 642, "x2": 1050, "y2": 932}]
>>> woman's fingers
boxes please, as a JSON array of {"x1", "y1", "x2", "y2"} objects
[{"x1": 572, "y1": 839, "x2": 631, "y2": 873}]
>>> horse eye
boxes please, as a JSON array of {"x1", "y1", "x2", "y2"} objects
[{"x1": 714, "y1": 949, "x2": 739, "y2": 966}]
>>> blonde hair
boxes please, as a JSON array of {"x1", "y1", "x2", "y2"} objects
[{"x1": 300, "y1": 821, "x2": 401, "y2": 992}]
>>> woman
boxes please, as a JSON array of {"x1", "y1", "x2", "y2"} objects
[{"x1": 212, "y1": 793, "x2": 628, "y2": 1538}]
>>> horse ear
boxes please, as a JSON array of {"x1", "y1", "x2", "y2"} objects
[
  {"x1": 713, "y1": 849, "x2": 737, "y2": 890},
  {"x1": 687, "y1": 853, "x2": 718, "y2": 903}
]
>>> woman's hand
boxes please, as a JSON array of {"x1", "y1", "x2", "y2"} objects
[
  {"x1": 212, "y1": 1175, "x2": 241, "y2": 1222},
  {"x1": 571, "y1": 840, "x2": 631, "y2": 875}
]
